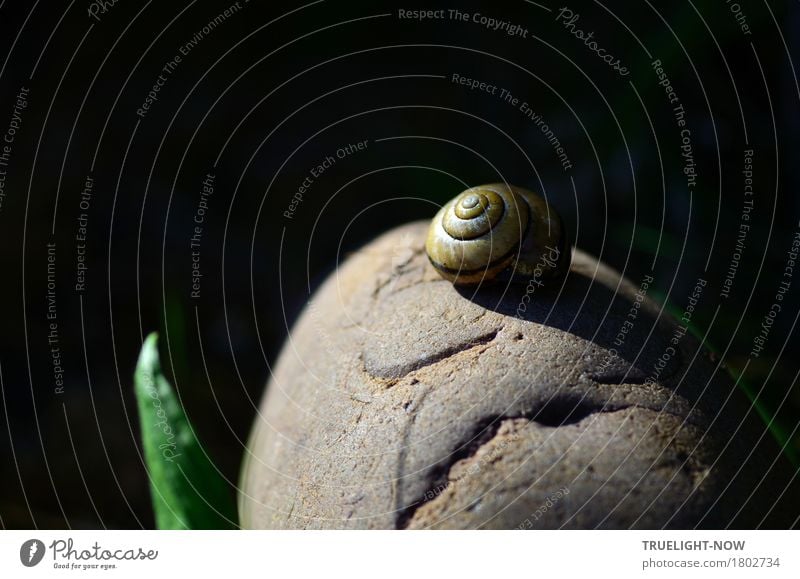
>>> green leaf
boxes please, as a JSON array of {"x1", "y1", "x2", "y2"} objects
[
  {"x1": 726, "y1": 361, "x2": 799, "y2": 470},
  {"x1": 134, "y1": 332, "x2": 237, "y2": 529}
]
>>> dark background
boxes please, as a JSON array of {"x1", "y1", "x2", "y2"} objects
[{"x1": 0, "y1": 0, "x2": 799, "y2": 528}]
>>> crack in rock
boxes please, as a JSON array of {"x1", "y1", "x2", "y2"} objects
[
  {"x1": 365, "y1": 330, "x2": 500, "y2": 381},
  {"x1": 394, "y1": 402, "x2": 689, "y2": 529}
]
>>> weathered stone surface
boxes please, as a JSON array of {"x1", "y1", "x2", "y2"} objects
[{"x1": 240, "y1": 222, "x2": 799, "y2": 529}]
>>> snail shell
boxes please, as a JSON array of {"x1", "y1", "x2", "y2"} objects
[{"x1": 425, "y1": 183, "x2": 570, "y2": 285}]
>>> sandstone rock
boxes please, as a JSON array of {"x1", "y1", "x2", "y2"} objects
[{"x1": 239, "y1": 222, "x2": 799, "y2": 529}]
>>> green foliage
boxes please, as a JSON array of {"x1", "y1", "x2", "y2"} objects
[{"x1": 134, "y1": 333, "x2": 237, "y2": 529}]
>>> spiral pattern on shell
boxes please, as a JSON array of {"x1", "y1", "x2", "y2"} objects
[{"x1": 425, "y1": 183, "x2": 569, "y2": 285}]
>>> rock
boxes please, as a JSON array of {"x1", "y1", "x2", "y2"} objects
[{"x1": 239, "y1": 222, "x2": 799, "y2": 529}]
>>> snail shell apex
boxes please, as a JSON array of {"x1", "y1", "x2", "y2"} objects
[{"x1": 425, "y1": 183, "x2": 569, "y2": 285}]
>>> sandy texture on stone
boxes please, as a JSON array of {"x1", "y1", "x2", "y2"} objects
[{"x1": 239, "y1": 222, "x2": 799, "y2": 529}]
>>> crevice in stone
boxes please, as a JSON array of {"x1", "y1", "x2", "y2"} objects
[
  {"x1": 370, "y1": 247, "x2": 426, "y2": 299},
  {"x1": 395, "y1": 414, "x2": 506, "y2": 529},
  {"x1": 587, "y1": 369, "x2": 650, "y2": 385},
  {"x1": 533, "y1": 397, "x2": 607, "y2": 426},
  {"x1": 395, "y1": 401, "x2": 635, "y2": 529},
  {"x1": 366, "y1": 330, "x2": 500, "y2": 381}
]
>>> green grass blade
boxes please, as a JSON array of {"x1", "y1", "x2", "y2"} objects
[{"x1": 134, "y1": 332, "x2": 237, "y2": 529}]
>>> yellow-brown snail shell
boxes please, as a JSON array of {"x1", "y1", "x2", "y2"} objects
[{"x1": 425, "y1": 183, "x2": 570, "y2": 285}]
